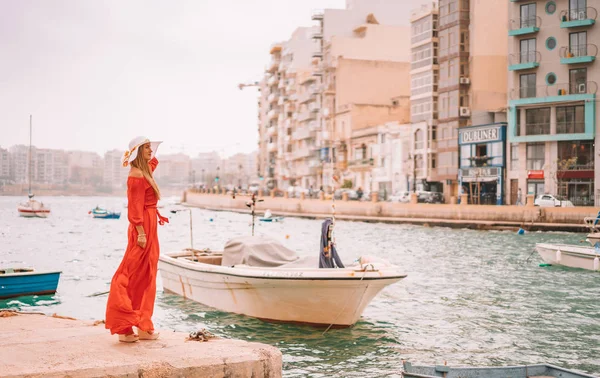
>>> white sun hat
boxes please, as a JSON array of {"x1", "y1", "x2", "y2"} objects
[{"x1": 122, "y1": 136, "x2": 162, "y2": 167}]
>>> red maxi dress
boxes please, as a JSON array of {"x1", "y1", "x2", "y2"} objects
[{"x1": 105, "y1": 158, "x2": 168, "y2": 335}]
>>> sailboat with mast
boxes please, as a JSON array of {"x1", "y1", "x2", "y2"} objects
[{"x1": 17, "y1": 115, "x2": 50, "y2": 218}]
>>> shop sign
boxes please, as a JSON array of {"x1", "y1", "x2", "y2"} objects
[
  {"x1": 459, "y1": 126, "x2": 501, "y2": 144},
  {"x1": 527, "y1": 170, "x2": 544, "y2": 179},
  {"x1": 460, "y1": 167, "x2": 500, "y2": 182}
]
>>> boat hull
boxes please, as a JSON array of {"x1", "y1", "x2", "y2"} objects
[
  {"x1": 535, "y1": 243, "x2": 600, "y2": 271},
  {"x1": 159, "y1": 252, "x2": 405, "y2": 327},
  {"x1": 17, "y1": 207, "x2": 50, "y2": 218},
  {"x1": 0, "y1": 271, "x2": 61, "y2": 299},
  {"x1": 402, "y1": 361, "x2": 597, "y2": 378},
  {"x1": 92, "y1": 213, "x2": 121, "y2": 219}
]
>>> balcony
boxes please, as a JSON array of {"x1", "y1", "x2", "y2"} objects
[
  {"x1": 267, "y1": 143, "x2": 277, "y2": 152},
  {"x1": 348, "y1": 158, "x2": 374, "y2": 169},
  {"x1": 560, "y1": 44, "x2": 598, "y2": 64},
  {"x1": 547, "y1": 81, "x2": 598, "y2": 96},
  {"x1": 308, "y1": 121, "x2": 320, "y2": 131},
  {"x1": 267, "y1": 109, "x2": 279, "y2": 120},
  {"x1": 508, "y1": 16, "x2": 541, "y2": 36},
  {"x1": 293, "y1": 148, "x2": 312, "y2": 160},
  {"x1": 267, "y1": 93, "x2": 278, "y2": 104},
  {"x1": 312, "y1": 32, "x2": 323, "y2": 39},
  {"x1": 268, "y1": 59, "x2": 280, "y2": 73},
  {"x1": 297, "y1": 111, "x2": 316, "y2": 122},
  {"x1": 509, "y1": 51, "x2": 541, "y2": 71},
  {"x1": 312, "y1": 51, "x2": 323, "y2": 59},
  {"x1": 292, "y1": 127, "x2": 315, "y2": 140},
  {"x1": 559, "y1": 7, "x2": 597, "y2": 28},
  {"x1": 298, "y1": 91, "x2": 315, "y2": 104},
  {"x1": 277, "y1": 96, "x2": 287, "y2": 106},
  {"x1": 267, "y1": 75, "x2": 279, "y2": 86},
  {"x1": 267, "y1": 126, "x2": 277, "y2": 136},
  {"x1": 311, "y1": 10, "x2": 324, "y2": 21},
  {"x1": 309, "y1": 102, "x2": 320, "y2": 113}
]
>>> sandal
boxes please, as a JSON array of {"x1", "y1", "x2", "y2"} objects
[
  {"x1": 118, "y1": 333, "x2": 139, "y2": 343},
  {"x1": 138, "y1": 329, "x2": 160, "y2": 340}
]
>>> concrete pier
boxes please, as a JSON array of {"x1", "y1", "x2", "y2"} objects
[
  {"x1": 185, "y1": 191, "x2": 600, "y2": 232},
  {"x1": 0, "y1": 312, "x2": 281, "y2": 378}
]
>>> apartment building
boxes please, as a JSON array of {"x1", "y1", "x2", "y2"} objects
[
  {"x1": 507, "y1": 0, "x2": 599, "y2": 206},
  {"x1": 434, "y1": 0, "x2": 508, "y2": 203},
  {"x1": 153, "y1": 153, "x2": 191, "y2": 187},
  {"x1": 67, "y1": 151, "x2": 103, "y2": 185},
  {"x1": 410, "y1": 2, "x2": 441, "y2": 194},
  {"x1": 103, "y1": 149, "x2": 128, "y2": 189},
  {"x1": 311, "y1": 1, "x2": 420, "y2": 191},
  {"x1": 191, "y1": 151, "x2": 222, "y2": 186},
  {"x1": 0, "y1": 147, "x2": 10, "y2": 183}
]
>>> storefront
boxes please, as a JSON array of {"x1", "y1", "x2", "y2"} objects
[{"x1": 458, "y1": 123, "x2": 507, "y2": 205}]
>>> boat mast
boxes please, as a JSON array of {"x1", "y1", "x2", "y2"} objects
[{"x1": 28, "y1": 115, "x2": 33, "y2": 199}]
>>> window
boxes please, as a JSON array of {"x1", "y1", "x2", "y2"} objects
[
  {"x1": 431, "y1": 154, "x2": 437, "y2": 169},
  {"x1": 558, "y1": 140, "x2": 593, "y2": 169},
  {"x1": 381, "y1": 134, "x2": 386, "y2": 144},
  {"x1": 431, "y1": 125, "x2": 437, "y2": 141},
  {"x1": 569, "y1": 0, "x2": 587, "y2": 20},
  {"x1": 520, "y1": 38, "x2": 536, "y2": 63},
  {"x1": 520, "y1": 3, "x2": 537, "y2": 28},
  {"x1": 526, "y1": 143, "x2": 545, "y2": 170},
  {"x1": 569, "y1": 32, "x2": 587, "y2": 57},
  {"x1": 557, "y1": 105, "x2": 585, "y2": 133},
  {"x1": 526, "y1": 108, "x2": 550, "y2": 135},
  {"x1": 414, "y1": 130, "x2": 424, "y2": 150},
  {"x1": 460, "y1": 145, "x2": 471, "y2": 167},
  {"x1": 569, "y1": 68, "x2": 587, "y2": 94},
  {"x1": 520, "y1": 73, "x2": 537, "y2": 98},
  {"x1": 511, "y1": 143, "x2": 519, "y2": 171}
]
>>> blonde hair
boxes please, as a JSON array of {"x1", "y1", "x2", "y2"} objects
[{"x1": 131, "y1": 145, "x2": 161, "y2": 200}]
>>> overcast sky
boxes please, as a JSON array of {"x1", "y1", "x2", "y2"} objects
[{"x1": 0, "y1": 0, "x2": 348, "y2": 157}]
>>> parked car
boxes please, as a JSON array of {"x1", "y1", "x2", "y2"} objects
[
  {"x1": 417, "y1": 191, "x2": 445, "y2": 204},
  {"x1": 534, "y1": 194, "x2": 574, "y2": 207},
  {"x1": 389, "y1": 191, "x2": 411, "y2": 203},
  {"x1": 248, "y1": 184, "x2": 260, "y2": 193}
]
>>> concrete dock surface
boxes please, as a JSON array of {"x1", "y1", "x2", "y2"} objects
[{"x1": 0, "y1": 311, "x2": 282, "y2": 378}]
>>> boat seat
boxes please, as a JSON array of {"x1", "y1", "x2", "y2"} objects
[{"x1": 193, "y1": 255, "x2": 223, "y2": 266}]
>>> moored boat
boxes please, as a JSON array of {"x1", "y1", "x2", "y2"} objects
[
  {"x1": 0, "y1": 268, "x2": 61, "y2": 300},
  {"x1": 402, "y1": 361, "x2": 598, "y2": 378},
  {"x1": 89, "y1": 207, "x2": 121, "y2": 219},
  {"x1": 158, "y1": 236, "x2": 406, "y2": 327},
  {"x1": 535, "y1": 243, "x2": 600, "y2": 271}
]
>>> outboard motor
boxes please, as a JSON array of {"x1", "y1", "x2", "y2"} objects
[{"x1": 319, "y1": 218, "x2": 344, "y2": 268}]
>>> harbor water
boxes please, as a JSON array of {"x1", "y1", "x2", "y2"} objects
[{"x1": 1, "y1": 196, "x2": 599, "y2": 377}]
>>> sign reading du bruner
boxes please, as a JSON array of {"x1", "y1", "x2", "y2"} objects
[{"x1": 459, "y1": 126, "x2": 502, "y2": 144}]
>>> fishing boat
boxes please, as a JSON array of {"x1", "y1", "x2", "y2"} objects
[
  {"x1": 89, "y1": 207, "x2": 121, "y2": 219},
  {"x1": 583, "y1": 215, "x2": 600, "y2": 246},
  {"x1": 17, "y1": 115, "x2": 50, "y2": 218},
  {"x1": 534, "y1": 243, "x2": 600, "y2": 271},
  {"x1": 0, "y1": 268, "x2": 61, "y2": 300},
  {"x1": 402, "y1": 361, "x2": 598, "y2": 378},
  {"x1": 258, "y1": 210, "x2": 284, "y2": 222}
]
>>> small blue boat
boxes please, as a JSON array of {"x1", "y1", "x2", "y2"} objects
[
  {"x1": 0, "y1": 268, "x2": 61, "y2": 299},
  {"x1": 402, "y1": 361, "x2": 598, "y2": 378},
  {"x1": 90, "y1": 207, "x2": 121, "y2": 219}
]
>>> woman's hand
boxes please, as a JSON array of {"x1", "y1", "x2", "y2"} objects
[{"x1": 137, "y1": 233, "x2": 147, "y2": 248}]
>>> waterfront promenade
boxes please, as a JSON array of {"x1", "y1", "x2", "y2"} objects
[
  {"x1": 0, "y1": 312, "x2": 282, "y2": 378},
  {"x1": 184, "y1": 190, "x2": 600, "y2": 232}
]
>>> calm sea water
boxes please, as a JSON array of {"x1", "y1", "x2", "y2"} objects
[{"x1": 1, "y1": 196, "x2": 599, "y2": 377}]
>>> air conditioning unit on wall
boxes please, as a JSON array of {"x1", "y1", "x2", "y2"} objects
[
  {"x1": 459, "y1": 107, "x2": 471, "y2": 117},
  {"x1": 459, "y1": 77, "x2": 470, "y2": 85},
  {"x1": 578, "y1": 83, "x2": 587, "y2": 93}
]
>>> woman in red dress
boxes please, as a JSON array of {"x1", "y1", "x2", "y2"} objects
[{"x1": 105, "y1": 136, "x2": 168, "y2": 343}]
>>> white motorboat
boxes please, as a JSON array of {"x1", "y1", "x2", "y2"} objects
[
  {"x1": 17, "y1": 197, "x2": 50, "y2": 218},
  {"x1": 535, "y1": 243, "x2": 600, "y2": 271},
  {"x1": 159, "y1": 236, "x2": 407, "y2": 327}
]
